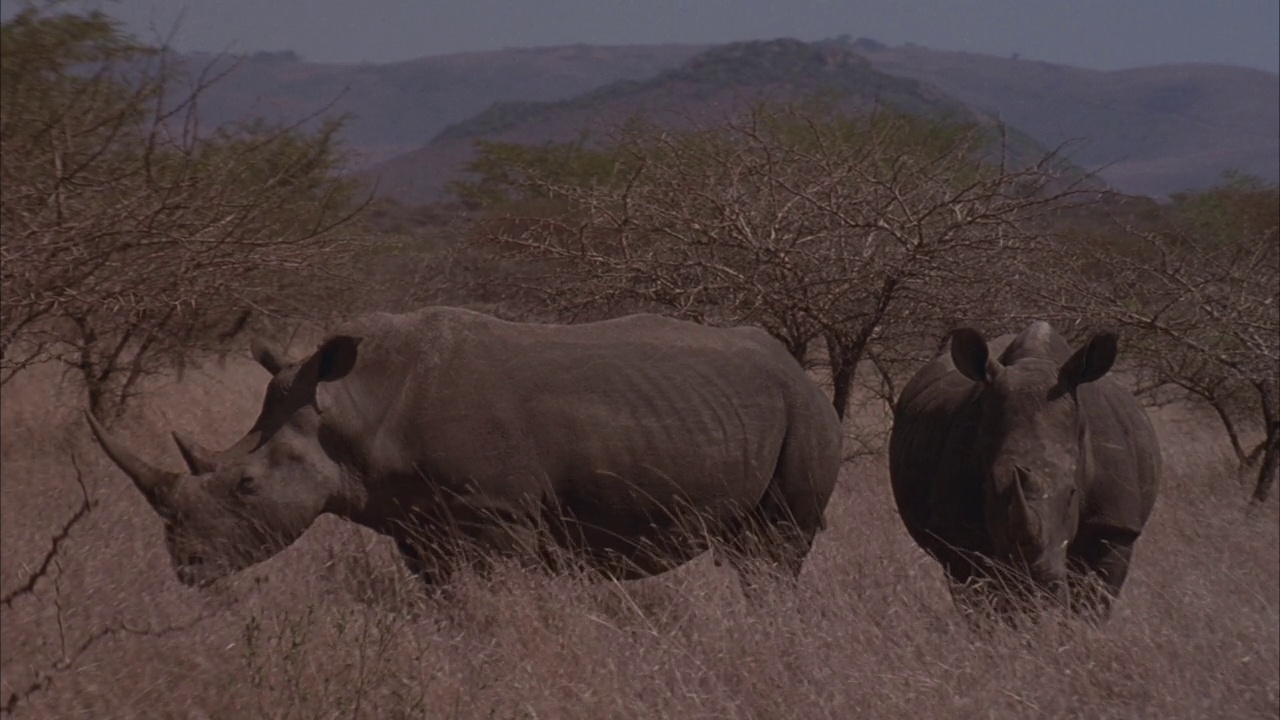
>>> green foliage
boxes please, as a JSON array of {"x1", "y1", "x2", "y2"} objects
[
  {"x1": 448, "y1": 132, "x2": 626, "y2": 208},
  {"x1": 432, "y1": 39, "x2": 1002, "y2": 152},
  {"x1": 451, "y1": 101, "x2": 994, "y2": 211},
  {"x1": 188, "y1": 115, "x2": 362, "y2": 231},
  {"x1": 458, "y1": 98, "x2": 1085, "y2": 420},
  {"x1": 757, "y1": 98, "x2": 990, "y2": 177},
  {"x1": 1061, "y1": 172, "x2": 1278, "y2": 500},
  {"x1": 1168, "y1": 171, "x2": 1279, "y2": 250},
  {"x1": 1, "y1": 9, "x2": 153, "y2": 189},
  {"x1": 0, "y1": 6, "x2": 151, "y2": 74}
]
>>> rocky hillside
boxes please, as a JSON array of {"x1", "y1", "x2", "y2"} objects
[
  {"x1": 363, "y1": 40, "x2": 1036, "y2": 204},
  {"x1": 844, "y1": 37, "x2": 1279, "y2": 198},
  {"x1": 180, "y1": 43, "x2": 705, "y2": 168},
  {"x1": 176, "y1": 38, "x2": 1278, "y2": 200}
]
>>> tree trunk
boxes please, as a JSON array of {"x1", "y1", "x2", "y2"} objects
[
  {"x1": 824, "y1": 275, "x2": 901, "y2": 421},
  {"x1": 829, "y1": 353, "x2": 853, "y2": 422},
  {"x1": 1252, "y1": 427, "x2": 1279, "y2": 504},
  {"x1": 825, "y1": 333, "x2": 869, "y2": 421},
  {"x1": 1206, "y1": 396, "x2": 1248, "y2": 465},
  {"x1": 785, "y1": 338, "x2": 809, "y2": 367},
  {"x1": 868, "y1": 350, "x2": 899, "y2": 410},
  {"x1": 1252, "y1": 378, "x2": 1279, "y2": 504}
]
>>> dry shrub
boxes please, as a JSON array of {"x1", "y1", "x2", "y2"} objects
[{"x1": 1, "y1": 356, "x2": 1276, "y2": 719}]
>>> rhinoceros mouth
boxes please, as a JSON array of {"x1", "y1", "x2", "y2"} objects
[{"x1": 175, "y1": 561, "x2": 223, "y2": 588}]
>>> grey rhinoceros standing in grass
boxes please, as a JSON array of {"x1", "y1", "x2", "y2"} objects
[
  {"x1": 86, "y1": 306, "x2": 843, "y2": 590},
  {"x1": 888, "y1": 320, "x2": 1160, "y2": 622}
]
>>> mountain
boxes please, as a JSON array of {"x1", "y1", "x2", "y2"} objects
[
  {"x1": 178, "y1": 44, "x2": 704, "y2": 168},
  {"x1": 175, "y1": 38, "x2": 1279, "y2": 201},
  {"x1": 363, "y1": 39, "x2": 1037, "y2": 204},
  {"x1": 842, "y1": 37, "x2": 1280, "y2": 198}
]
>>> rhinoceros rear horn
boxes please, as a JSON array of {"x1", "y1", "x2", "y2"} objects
[
  {"x1": 171, "y1": 431, "x2": 219, "y2": 475},
  {"x1": 84, "y1": 411, "x2": 178, "y2": 508}
]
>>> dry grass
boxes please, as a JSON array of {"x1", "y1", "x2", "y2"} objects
[{"x1": 1, "y1": 356, "x2": 1277, "y2": 720}]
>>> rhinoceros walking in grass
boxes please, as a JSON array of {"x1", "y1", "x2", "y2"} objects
[
  {"x1": 888, "y1": 321, "x2": 1160, "y2": 621},
  {"x1": 86, "y1": 307, "x2": 843, "y2": 590}
]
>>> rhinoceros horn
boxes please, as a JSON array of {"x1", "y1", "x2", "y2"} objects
[
  {"x1": 171, "y1": 431, "x2": 219, "y2": 475},
  {"x1": 84, "y1": 411, "x2": 178, "y2": 508},
  {"x1": 170, "y1": 429, "x2": 263, "y2": 474},
  {"x1": 1009, "y1": 466, "x2": 1043, "y2": 543}
]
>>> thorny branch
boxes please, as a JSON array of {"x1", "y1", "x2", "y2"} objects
[
  {"x1": 0, "y1": 452, "x2": 211, "y2": 716},
  {"x1": 0, "y1": 456, "x2": 95, "y2": 609},
  {"x1": 1, "y1": 10, "x2": 370, "y2": 416},
  {"x1": 458, "y1": 103, "x2": 1096, "y2": 423}
]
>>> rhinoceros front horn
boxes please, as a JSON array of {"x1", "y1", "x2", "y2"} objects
[
  {"x1": 84, "y1": 411, "x2": 178, "y2": 508},
  {"x1": 171, "y1": 431, "x2": 218, "y2": 475}
]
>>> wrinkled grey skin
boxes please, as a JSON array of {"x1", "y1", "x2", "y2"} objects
[
  {"x1": 888, "y1": 321, "x2": 1160, "y2": 621},
  {"x1": 86, "y1": 306, "x2": 843, "y2": 590}
]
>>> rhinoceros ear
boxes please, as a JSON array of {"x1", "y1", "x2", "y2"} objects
[
  {"x1": 251, "y1": 337, "x2": 286, "y2": 376},
  {"x1": 950, "y1": 328, "x2": 994, "y2": 383},
  {"x1": 314, "y1": 335, "x2": 361, "y2": 382},
  {"x1": 1059, "y1": 332, "x2": 1117, "y2": 389}
]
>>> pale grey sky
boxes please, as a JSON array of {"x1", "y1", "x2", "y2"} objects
[{"x1": 3, "y1": 0, "x2": 1278, "y2": 73}]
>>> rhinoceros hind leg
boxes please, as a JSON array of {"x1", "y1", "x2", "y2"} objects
[{"x1": 719, "y1": 485, "x2": 822, "y2": 600}]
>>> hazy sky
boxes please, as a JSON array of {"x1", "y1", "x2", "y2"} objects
[{"x1": 3, "y1": 0, "x2": 1278, "y2": 73}]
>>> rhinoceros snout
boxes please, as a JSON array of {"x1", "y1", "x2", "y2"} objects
[{"x1": 174, "y1": 556, "x2": 221, "y2": 588}]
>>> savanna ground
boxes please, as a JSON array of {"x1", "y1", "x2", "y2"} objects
[{"x1": 1, "y1": 347, "x2": 1277, "y2": 720}]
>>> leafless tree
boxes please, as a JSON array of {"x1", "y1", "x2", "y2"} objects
[
  {"x1": 460, "y1": 103, "x2": 1096, "y2": 422},
  {"x1": 0, "y1": 454, "x2": 208, "y2": 716},
  {"x1": 0, "y1": 8, "x2": 369, "y2": 416},
  {"x1": 1050, "y1": 195, "x2": 1279, "y2": 502}
]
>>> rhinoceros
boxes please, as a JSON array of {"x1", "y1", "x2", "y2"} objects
[
  {"x1": 888, "y1": 321, "x2": 1160, "y2": 621},
  {"x1": 86, "y1": 306, "x2": 843, "y2": 590}
]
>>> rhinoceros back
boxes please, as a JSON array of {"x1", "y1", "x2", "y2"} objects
[{"x1": 317, "y1": 307, "x2": 840, "y2": 565}]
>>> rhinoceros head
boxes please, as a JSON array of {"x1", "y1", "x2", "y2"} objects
[
  {"x1": 949, "y1": 322, "x2": 1118, "y2": 597},
  {"x1": 86, "y1": 334, "x2": 362, "y2": 587}
]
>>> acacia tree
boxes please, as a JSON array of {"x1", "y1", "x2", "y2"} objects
[
  {"x1": 1054, "y1": 175, "x2": 1280, "y2": 502},
  {"x1": 455, "y1": 103, "x2": 1093, "y2": 421},
  {"x1": 0, "y1": 8, "x2": 367, "y2": 415}
]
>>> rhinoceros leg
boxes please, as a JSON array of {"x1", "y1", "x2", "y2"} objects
[
  {"x1": 937, "y1": 556, "x2": 1008, "y2": 622},
  {"x1": 395, "y1": 536, "x2": 454, "y2": 587},
  {"x1": 722, "y1": 508, "x2": 810, "y2": 585},
  {"x1": 721, "y1": 485, "x2": 825, "y2": 598},
  {"x1": 724, "y1": 425, "x2": 839, "y2": 590},
  {"x1": 1067, "y1": 525, "x2": 1139, "y2": 623},
  {"x1": 395, "y1": 495, "x2": 554, "y2": 588}
]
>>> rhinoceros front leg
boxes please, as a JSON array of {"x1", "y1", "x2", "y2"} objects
[
  {"x1": 397, "y1": 497, "x2": 552, "y2": 587},
  {"x1": 395, "y1": 536, "x2": 454, "y2": 587},
  {"x1": 1067, "y1": 523, "x2": 1141, "y2": 623}
]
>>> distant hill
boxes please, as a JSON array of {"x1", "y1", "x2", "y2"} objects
[
  {"x1": 176, "y1": 38, "x2": 1279, "y2": 201},
  {"x1": 842, "y1": 37, "x2": 1280, "y2": 198},
  {"x1": 363, "y1": 40, "x2": 1043, "y2": 204},
  {"x1": 179, "y1": 43, "x2": 704, "y2": 168}
]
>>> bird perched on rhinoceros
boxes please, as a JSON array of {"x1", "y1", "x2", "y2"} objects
[
  {"x1": 888, "y1": 320, "x2": 1160, "y2": 622},
  {"x1": 86, "y1": 306, "x2": 844, "y2": 591}
]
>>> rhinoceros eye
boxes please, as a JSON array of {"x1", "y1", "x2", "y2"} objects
[{"x1": 236, "y1": 476, "x2": 259, "y2": 497}]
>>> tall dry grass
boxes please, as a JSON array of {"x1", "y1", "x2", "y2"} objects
[{"x1": 1, "y1": 355, "x2": 1276, "y2": 719}]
